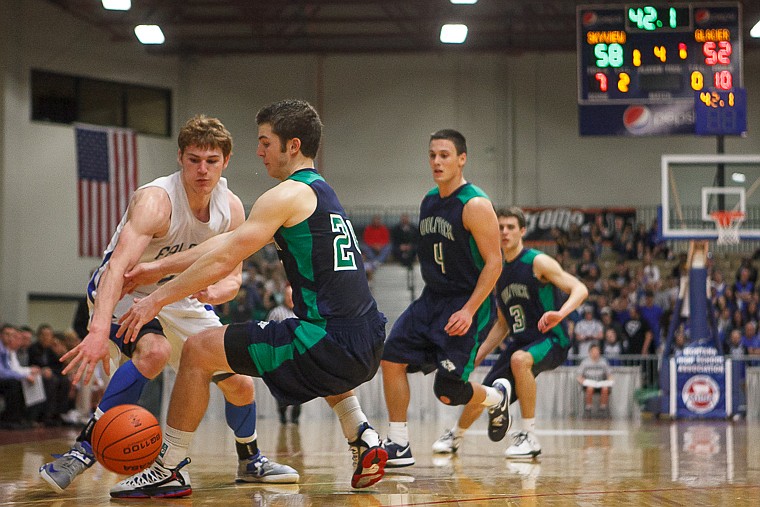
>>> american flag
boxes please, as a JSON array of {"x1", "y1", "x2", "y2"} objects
[{"x1": 75, "y1": 125, "x2": 138, "y2": 257}]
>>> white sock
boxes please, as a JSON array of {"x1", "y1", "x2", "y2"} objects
[
  {"x1": 523, "y1": 418, "x2": 536, "y2": 433},
  {"x1": 453, "y1": 425, "x2": 467, "y2": 438},
  {"x1": 159, "y1": 426, "x2": 194, "y2": 468},
  {"x1": 388, "y1": 421, "x2": 409, "y2": 446},
  {"x1": 482, "y1": 385, "x2": 503, "y2": 407},
  {"x1": 332, "y1": 396, "x2": 367, "y2": 442}
]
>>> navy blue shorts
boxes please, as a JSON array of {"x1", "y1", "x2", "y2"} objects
[
  {"x1": 484, "y1": 334, "x2": 570, "y2": 402},
  {"x1": 224, "y1": 310, "x2": 386, "y2": 405},
  {"x1": 108, "y1": 319, "x2": 163, "y2": 358},
  {"x1": 382, "y1": 288, "x2": 495, "y2": 381}
]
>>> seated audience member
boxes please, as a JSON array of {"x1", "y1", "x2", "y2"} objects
[
  {"x1": 0, "y1": 324, "x2": 38, "y2": 429},
  {"x1": 601, "y1": 327, "x2": 622, "y2": 365},
  {"x1": 573, "y1": 306, "x2": 603, "y2": 358},
  {"x1": 577, "y1": 342, "x2": 613, "y2": 416},
  {"x1": 28, "y1": 324, "x2": 72, "y2": 426},
  {"x1": 361, "y1": 214, "x2": 392, "y2": 272},
  {"x1": 391, "y1": 213, "x2": 419, "y2": 267}
]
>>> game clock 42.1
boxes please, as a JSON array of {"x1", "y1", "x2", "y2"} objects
[{"x1": 578, "y1": 3, "x2": 742, "y2": 103}]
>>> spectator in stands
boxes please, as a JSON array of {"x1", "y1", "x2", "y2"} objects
[
  {"x1": 266, "y1": 284, "x2": 302, "y2": 425},
  {"x1": 735, "y1": 257, "x2": 758, "y2": 284},
  {"x1": 577, "y1": 342, "x2": 613, "y2": 416},
  {"x1": 576, "y1": 248, "x2": 600, "y2": 283},
  {"x1": 622, "y1": 305, "x2": 653, "y2": 355},
  {"x1": 734, "y1": 266, "x2": 754, "y2": 313},
  {"x1": 716, "y1": 306, "x2": 733, "y2": 345},
  {"x1": 645, "y1": 218, "x2": 669, "y2": 259},
  {"x1": 28, "y1": 324, "x2": 72, "y2": 426},
  {"x1": 641, "y1": 251, "x2": 661, "y2": 289},
  {"x1": 573, "y1": 306, "x2": 603, "y2": 358},
  {"x1": 0, "y1": 324, "x2": 37, "y2": 429},
  {"x1": 566, "y1": 222, "x2": 584, "y2": 259},
  {"x1": 639, "y1": 291, "x2": 664, "y2": 351},
  {"x1": 671, "y1": 325, "x2": 688, "y2": 355},
  {"x1": 725, "y1": 328, "x2": 747, "y2": 357},
  {"x1": 600, "y1": 306, "x2": 623, "y2": 339},
  {"x1": 601, "y1": 327, "x2": 622, "y2": 365},
  {"x1": 361, "y1": 214, "x2": 392, "y2": 274},
  {"x1": 390, "y1": 213, "x2": 419, "y2": 268},
  {"x1": 710, "y1": 269, "x2": 727, "y2": 299},
  {"x1": 607, "y1": 260, "x2": 632, "y2": 299}
]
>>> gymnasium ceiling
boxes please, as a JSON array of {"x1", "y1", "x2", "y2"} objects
[{"x1": 44, "y1": 0, "x2": 760, "y2": 56}]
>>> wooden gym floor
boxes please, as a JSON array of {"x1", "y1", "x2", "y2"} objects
[{"x1": 2, "y1": 415, "x2": 759, "y2": 506}]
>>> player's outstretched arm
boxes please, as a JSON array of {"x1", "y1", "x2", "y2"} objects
[
  {"x1": 533, "y1": 253, "x2": 588, "y2": 333},
  {"x1": 445, "y1": 197, "x2": 502, "y2": 336},
  {"x1": 118, "y1": 182, "x2": 307, "y2": 342},
  {"x1": 62, "y1": 188, "x2": 170, "y2": 384}
]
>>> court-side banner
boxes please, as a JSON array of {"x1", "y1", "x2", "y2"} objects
[
  {"x1": 522, "y1": 207, "x2": 637, "y2": 244},
  {"x1": 671, "y1": 347, "x2": 731, "y2": 419}
]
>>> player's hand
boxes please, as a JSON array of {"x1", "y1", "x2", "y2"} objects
[
  {"x1": 538, "y1": 311, "x2": 563, "y2": 333},
  {"x1": 117, "y1": 296, "x2": 161, "y2": 343},
  {"x1": 122, "y1": 261, "x2": 164, "y2": 296},
  {"x1": 61, "y1": 332, "x2": 112, "y2": 385},
  {"x1": 445, "y1": 308, "x2": 473, "y2": 336}
]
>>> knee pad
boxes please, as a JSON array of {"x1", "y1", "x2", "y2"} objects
[{"x1": 433, "y1": 371, "x2": 474, "y2": 406}]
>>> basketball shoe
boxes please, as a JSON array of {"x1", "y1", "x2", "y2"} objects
[
  {"x1": 39, "y1": 441, "x2": 95, "y2": 493},
  {"x1": 487, "y1": 378, "x2": 512, "y2": 442},
  {"x1": 109, "y1": 457, "x2": 191, "y2": 498},
  {"x1": 236, "y1": 452, "x2": 300, "y2": 483},
  {"x1": 505, "y1": 431, "x2": 542, "y2": 459},
  {"x1": 383, "y1": 438, "x2": 415, "y2": 468},
  {"x1": 432, "y1": 428, "x2": 463, "y2": 454},
  {"x1": 348, "y1": 422, "x2": 387, "y2": 488}
]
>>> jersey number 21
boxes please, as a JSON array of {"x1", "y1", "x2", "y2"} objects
[{"x1": 331, "y1": 214, "x2": 360, "y2": 271}]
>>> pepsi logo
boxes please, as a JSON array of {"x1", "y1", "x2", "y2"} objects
[
  {"x1": 694, "y1": 9, "x2": 710, "y2": 25},
  {"x1": 622, "y1": 105, "x2": 652, "y2": 134},
  {"x1": 682, "y1": 375, "x2": 720, "y2": 414},
  {"x1": 582, "y1": 12, "x2": 597, "y2": 26}
]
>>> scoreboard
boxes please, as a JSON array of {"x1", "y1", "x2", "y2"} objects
[{"x1": 577, "y1": 3, "x2": 745, "y2": 136}]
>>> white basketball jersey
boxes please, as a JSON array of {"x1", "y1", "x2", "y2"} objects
[{"x1": 88, "y1": 171, "x2": 232, "y2": 319}]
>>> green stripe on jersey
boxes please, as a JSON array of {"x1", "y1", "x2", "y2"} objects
[
  {"x1": 278, "y1": 220, "x2": 325, "y2": 324},
  {"x1": 455, "y1": 184, "x2": 489, "y2": 205},
  {"x1": 288, "y1": 169, "x2": 324, "y2": 185}
]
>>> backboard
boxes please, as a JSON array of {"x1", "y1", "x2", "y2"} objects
[{"x1": 661, "y1": 154, "x2": 760, "y2": 241}]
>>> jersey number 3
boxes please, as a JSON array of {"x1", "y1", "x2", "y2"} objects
[
  {"x1": 331, "y1": 214, "x2": 360, "y2": 271},
  {"x1": 509, "y1": 305, "x2": 526, "y2": 334}
]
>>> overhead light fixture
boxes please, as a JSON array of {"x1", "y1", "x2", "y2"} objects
[
  {"x1": 134, "y1": 25, "x2": 165, "y2": 44},
  {"x1": 450, "y1": 0, "x2": 478, "y2": 4},
  {"x1": 440, "y1": 24, "x2": 468, "y2": 44},
  {"x1": 102, "y1": 0, "x2": 131, "y2": 10},
  {"x1": 732, "y1": 172, "x2": 746, "y2": 183},
  {"x1": 751, "y1": 20, "x2": 760, "y2": 38}
]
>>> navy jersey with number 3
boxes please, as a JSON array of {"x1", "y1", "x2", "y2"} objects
[
  {"x1": 497, "y1": 248, "x2": 570, "y2": 347},
  {"x1": 418, "y1": 183, "x2": 489, "y2": 296}
]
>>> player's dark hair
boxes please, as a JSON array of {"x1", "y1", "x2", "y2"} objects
[
  {"x1": 256, "y1": 99, "x2": 323, "y2": 159},
  {"x1": 497, "y1": 207, "x2": 526, "y2": 229},
  {"x1": 178, "y1": 115, "x2": 233, "y2": 158},
  {"x1": 430, "y1": 129, "x2": 467, "y2": 155}
]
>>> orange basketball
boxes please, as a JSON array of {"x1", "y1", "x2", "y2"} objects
[{"x1": 91, "y1": 405, "x2": 163, "y2": 475}]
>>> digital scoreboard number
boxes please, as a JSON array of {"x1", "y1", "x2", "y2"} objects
[{"x1": 577, "y1": 3, "x2": 745, "y2": 136}]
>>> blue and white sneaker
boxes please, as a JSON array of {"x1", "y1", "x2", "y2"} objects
[
  {"x1": 236, "y1": 452, "x2": 300, "y2": 483},
  {"x1": 383, "y1": 438, "x2": 415, "y2": 468},
  {"x1": 488, "y1": 378, "x2": 512, "y2": 442},
  {"x1": 39, "y1": 441, "x2": 95, "y2": 493},
  {"x1": 109, "y1": 457, "x2": 192, "y2": 499}
]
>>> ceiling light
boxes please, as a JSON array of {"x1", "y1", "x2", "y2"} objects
[
  {"x1": 751, "y1": 20, "x2": 760, "y2": 38},
  {"x1": 450, "y1": 0, "x2": 478, "y2": 4},
  {"x1": 102, "y1": 0, "x2": 131, "y2": 10},
  {"x1": 732, "y1": 172, "x2": 746, "y2": 183},
  {"x1": 134, "y1": 25, "x2": 165, "y2": 44},
  {"x1": 440, "y1": 24, "x2": 468, "y2": 44}
]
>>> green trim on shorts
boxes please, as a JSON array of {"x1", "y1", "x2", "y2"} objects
[
  {"x1": 461, "y1": 297, "x2": 493, "y2": 381},
  {"x1": 247, "y1": 321, "x2": 327, "y2": 374},
  {"x1": 527, "y1": 336, "x2": 554, "y2": 364}
]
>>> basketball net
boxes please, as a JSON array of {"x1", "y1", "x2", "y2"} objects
[{"x1": 710, "y1": 210, "x2": 745, "y2": 245}]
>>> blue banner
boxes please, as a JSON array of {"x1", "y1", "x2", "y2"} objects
[{"x1": 673, "y1": 347, "x2": 730, "y2": 419}]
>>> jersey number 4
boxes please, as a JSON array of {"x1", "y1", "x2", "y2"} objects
[{"x1": 331, "y1": 214, "x2": 360, "y2": 271}]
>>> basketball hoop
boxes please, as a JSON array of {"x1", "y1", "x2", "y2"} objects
[{"x1": 710, "y1": 210, "x2": 745, "y2": 245}]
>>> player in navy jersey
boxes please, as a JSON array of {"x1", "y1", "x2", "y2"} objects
[
  {"x1": 432, "y1": 207, "x2": 587, "y2": 458},
  {"x1": 111, "y1": 99, "x2": 387, "y2": 495},
  {"x1": 380, "y1": 129, "x2": 509, "y2": 468}
]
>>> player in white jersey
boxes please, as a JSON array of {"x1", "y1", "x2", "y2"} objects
[{"x1": 40, "y1": 115, "x2": 298, "y2": 497}]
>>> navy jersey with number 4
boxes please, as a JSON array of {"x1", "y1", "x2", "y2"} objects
[
  {"x1": 273, "y1": 169, "x2": 376, "y2": 322},
  {"x1": 497, "y1": 248, "x2": 570, "y2": 347},
  {"x1": 418, "y1": 183, "x2": 489, "y2": 296}
]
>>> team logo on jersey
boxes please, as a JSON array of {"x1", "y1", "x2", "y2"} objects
[
  {"x1": 682, "y1": 375, "x2": 720, "y2": 414},
  {"x1": 440, "y1": 359, "x2": 456, "y2": 372}
]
